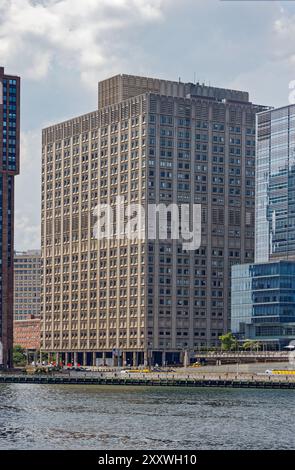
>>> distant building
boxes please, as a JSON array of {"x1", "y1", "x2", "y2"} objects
[
  {"x1": 14, "y1": 250, "x2": 41, "y2": 321},
  {"x1": 13, "y1": 316, "x2": 40, "y2": 350},
  {"x1": 232, "y1": 105, "x2": 295, "y2": 348},
  {"x1": 255, "y1": 105, "x2": 295, "y2": 262},
  {"x1": 0, "y1": 67, "x2": 20, "y2": 368},
  {"x1": 41, "y1": 73, "x2": 265, "y2": 366},
  {"x1": 231, "y1": 261, "x2": 295, "y2": 349}
]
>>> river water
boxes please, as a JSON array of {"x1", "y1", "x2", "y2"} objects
[{"x1": 0, "y1": 384, "x2": 294, "y2": 450}]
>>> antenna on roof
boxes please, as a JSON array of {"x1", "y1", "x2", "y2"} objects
[{"x1": 194, "y1": 72, "x2": 196, "y2": 84}]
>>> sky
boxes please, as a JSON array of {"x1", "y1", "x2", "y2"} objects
[{"x1": 1, "y1": 0, "x2": 295, "y2": 250}]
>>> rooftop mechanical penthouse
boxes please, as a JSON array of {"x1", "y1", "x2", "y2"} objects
[{"x1": 41, "y1": 74, "x2": 266, "y2": 367}]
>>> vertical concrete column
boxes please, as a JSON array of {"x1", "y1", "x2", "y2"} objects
[
  {"x1": 65, "y1": 353, "x2": 69, "y2": 365},
  {"x1": 56, "y1": 352, "x2": 59, "y2": 366},
  {"x1": 122, "y1": 351, "x2": 127, "y2": 367},
  {"x1": 183, "y1": 350, "x2": 189, "y2": 368},
  {"x1": 162, "y1": 351, "x2": 166, "y2": 367},
  {"x1": 102, "y1": 352, "x2": 106, "y2": 365},
  {"x1": 93, "y1": 352, "x2": 96, "y2": 367},
  {"x1": 133, "y1": 351, "x2": 137, "y2": 367},
  {"x1": 143, "y1": 351, "x2": 148, "y2": 367},
  {"x1": 74, "y1": 352, "x2": 78, "y2": 367},
  {"x1": 83, "y1": 352, "x2": 87, "y2": 366},
  {"x1": 146, "y1": 350, "x2": 152, "y2": 367}
]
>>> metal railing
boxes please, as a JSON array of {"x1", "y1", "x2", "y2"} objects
[{"x1": 195, "y1": 351, "x2": 290, "y2": 358}]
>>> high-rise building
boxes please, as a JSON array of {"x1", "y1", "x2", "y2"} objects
[
  {"x1": 0, "y1": 67, "x2": 20, "y2": 368},
  {"x1": 98, "y1": 74, "x2": 250, "y2": 110},
  {"x1": 256, "y1": 105, "x2": 295, "y2": 262},
  {"x1": 41, "y1": 74, "x2": 265, "y2": 366},
  {"x1": 231, "y1": 105, "x2": 295, "y2": 349},
  {"x1": 14, "y1": 250, "x2": 41, "y2": 321}
]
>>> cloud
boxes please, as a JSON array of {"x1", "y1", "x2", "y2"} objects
[
  {"x1": 228, "y1": 5, "x2": 295, "y2": 108},
  {"x1": 4, "y1": 0, "x2": 295, "y2": 251},
  {"x1": 0, "y1": 0, "x2": 167, "y2": 84},
  {"x1": 14, "y1": 214, "x2": 40, "y2": 251},
  {"x1": 273, "y1": 12, "x2": 295, "y2": 66}
]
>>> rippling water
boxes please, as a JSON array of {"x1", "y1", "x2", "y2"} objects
[{"x1": 0, "y1": 384, "x2": 294, "y2": 450}]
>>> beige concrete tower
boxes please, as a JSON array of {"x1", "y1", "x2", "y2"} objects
[{"x1": 41, "y1": 74, "x2": 266, "y2": 366}]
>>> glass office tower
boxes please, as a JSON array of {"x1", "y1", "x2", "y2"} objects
[
  {"x1": 232, "y1": 105, "x2": 295, "y2": 348},
  {"x1": 0, "y1": 67, "x2": 20, "y2": 368},
  {"x1": 256, "y1": 105, "x2": 295, "y2": 262},
  {"x1": 231, "y1": 261, "x2": 295, "y2": 348}
]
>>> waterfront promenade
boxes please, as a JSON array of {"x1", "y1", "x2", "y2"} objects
[
  {"x1": 1, "y1": 363, "x2": 295, "y2": 389},
  {"x1": 0, "y1": 374, "x2": 294, "y2": 389},
  {"x1": 194, "y1": 351, "x2": 291, "y2": 363}
]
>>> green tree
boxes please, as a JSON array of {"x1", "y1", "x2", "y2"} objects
[
  {"x1": 242, "y1": 340, "x2": 261, "y2": 351},
  {"x1": 219, "y1": 332, "x2": 238, "y2": 351},
  {"x1": 13, "y1": 345, "x2": 26, "y2": 366}
]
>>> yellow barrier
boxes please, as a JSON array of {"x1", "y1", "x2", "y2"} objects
[{"x1": 271, "y1": 370, "x2": 295, "y2": 375}]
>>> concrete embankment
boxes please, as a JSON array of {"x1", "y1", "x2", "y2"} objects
[{"x1": 0, "y1": 373, "x2": 295, "y2": 389}]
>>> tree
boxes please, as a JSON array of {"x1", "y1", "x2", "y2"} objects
[
  {"x1": 13, "y1": 345, "x2": 26, "y2": 366},
  {"x1": 219, "y1": 332, "x2": 238, "y2": 352},
  {"x1": 242, "y1": 340, "x2": 261, "y2": 351}
]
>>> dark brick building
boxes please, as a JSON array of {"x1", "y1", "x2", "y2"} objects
[{"x1": 0, "y1": 66, "x2": 20, "y2": 368}]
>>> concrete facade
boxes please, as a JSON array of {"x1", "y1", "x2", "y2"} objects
[
  {"x1": 41, "y1": 74, "x2": 265, "y2": 366},
  {"x1": 14, "y1": 250, "x2": 41, "y2": 321}
]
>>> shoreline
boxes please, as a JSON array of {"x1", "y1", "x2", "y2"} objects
[{"x1": 1, "y1": 374, "x2": 295, "y2": 389}]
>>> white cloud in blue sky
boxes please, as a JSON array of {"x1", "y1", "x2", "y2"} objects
[{"x1": 0, "y1": 0, "x2": 295, "y2": 249}]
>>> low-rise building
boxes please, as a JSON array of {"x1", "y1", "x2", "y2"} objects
[
  {"x1": 13, "y1": 316, "x2": 40, "y2": 350},
  {"x1": 231, "y1": 261, "x2": 295, "y2": 349},
  {"x1": 14, "y1": 250, "x2": 41, "y2": 321}
]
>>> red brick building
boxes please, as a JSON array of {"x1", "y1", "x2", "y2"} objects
[{"x1": 13, "y1": 316, "x2": 40, "y2": 350}]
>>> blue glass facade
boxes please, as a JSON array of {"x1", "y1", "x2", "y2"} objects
[
  {"x1": 231, "y1": 105, "x2": 295, "y2": 348},
  {"x1": 256, "y1": 105, "x2": 295, "y2": 262},
  {"x1": 231, "y1": 261, "x2": 295, "y2": 348},
  {"x1": 2, "y1": 78, "x2": 18, "y2": 172}
]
